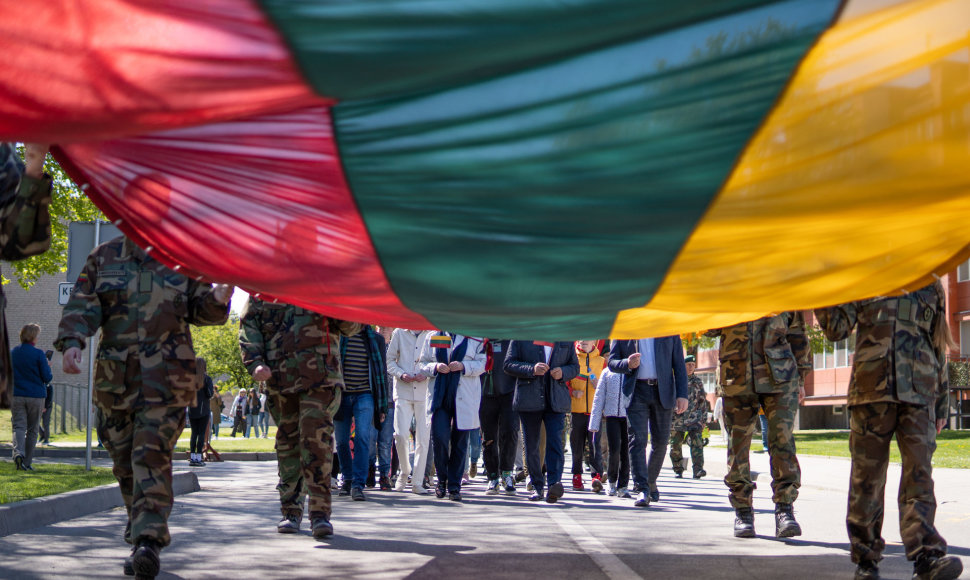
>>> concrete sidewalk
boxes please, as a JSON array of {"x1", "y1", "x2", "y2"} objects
[{"x1": 0, "y1": 448, "x2": 966, "y2": 579}]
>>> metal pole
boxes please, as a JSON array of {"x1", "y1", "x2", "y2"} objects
[{"x1": 85, "y1": 220, "x2": 101, "y2": 470}]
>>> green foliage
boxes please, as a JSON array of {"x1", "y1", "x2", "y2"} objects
[
  {"x1": 948, "y1": 360, "x2": 970, "y2": 387},
  {"x1": 6, "y1": 146, "x2": 104, "y2": 289},
  {"x1": 805, "y1": 324, "x2": 830, "y2": 355},
  {"x1": 192, "y1": 313, "x2": 250, "y2": 393}
]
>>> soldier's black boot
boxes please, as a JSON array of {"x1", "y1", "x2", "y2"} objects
[
  {"x1": 311, "y1": 517, "x2": 334, "y2": 539},
  {"x1": 912, "y1": 552, "x2": 963, "y2": 580},
  {"x1": 131, "y1": 539, "x2": 161, "y2": 580},
  {"x1": 854, "y1": 561, "x2": 879, "y2": 580},
  {"x1": 123, "y1": 546, "x2": 136, "y2": 576},
  {"x1": 733, "y1": 508, "x2": 755, "y2": 538},
  {"x1": 775, "y1": 503, "x2": 802, "y2": 538}
]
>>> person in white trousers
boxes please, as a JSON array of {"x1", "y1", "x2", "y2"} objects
[{"x1": 386, "y1": 329, "x2": 435, "y2": 494}]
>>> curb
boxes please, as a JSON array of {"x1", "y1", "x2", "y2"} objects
[{"x1": 0, "y1": 471, "x2": 200, "y2": 538}]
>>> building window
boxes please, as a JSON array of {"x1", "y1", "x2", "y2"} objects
[
  {"x1": 696, "y1": 371, "x2": 717, "y2": 394},
  {"x1": 813, "y1": 333, "x2": 855, "y2": 370},
  {"x1": 960, "y1": 320, "x2": 970, "y2": 355},
  {"x1": 958, "y1": 259, "x2": 970, "y2": 282}
]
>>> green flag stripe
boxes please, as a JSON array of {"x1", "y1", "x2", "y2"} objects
[
  {"x1": 334, "y1": 0, "x2": 841, "y2": 339},
  {"x1": 259, "y1": 0, "x2": 797, "y2": 101}
]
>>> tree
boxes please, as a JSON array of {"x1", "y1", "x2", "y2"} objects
[
  {"x1": 6, "y1": 146, "x2": 104, "y2": 289},
  {"x1": 681, "y1": 331, "x2": 717, "y2": 357},
  {"x1": 191, "y1": 314, "x2": 250, "y2": 394}
]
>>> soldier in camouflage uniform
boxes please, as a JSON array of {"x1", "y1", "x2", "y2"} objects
[
  {"x1": 706, "y1": 312, "x2": 810, "y2": 539},
  {"x1": 238, "y1": 297, "x2": 362, "y2": 539},
  {"x1": 0, "y1": 143, "x2": 51, "y2": 409},
  {"x1": 56, "y1": 235, "x2": 231, "y2": 580},
  {"x1": 816, "y1": 282, "x2": 963, "y2": 580},
  {"x1": 669, "y1": 354, "x2": 709, "y2": 479}
]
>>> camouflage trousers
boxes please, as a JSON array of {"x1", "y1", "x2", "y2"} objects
[
  {"x1": 847, "y1": 402, "x2": 946, "y2": 564},
  {"x1": 96, "y1": 403, "x2": 185, "y2": 547},
  {"x1": 723, "y1": 388, "x2": 800, "y2": 509},
  {"x1": 267, "y1": 385, "x2": 340, "y2": 520},
  {"x1": 669, "y1": 428, "x2": 704, "y2": 476}
]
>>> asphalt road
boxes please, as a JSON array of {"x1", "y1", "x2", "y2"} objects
[{"x1": 1, "y1": 442, "x2": 967, "y2": 579}]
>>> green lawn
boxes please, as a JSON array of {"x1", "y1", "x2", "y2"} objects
[
  {"x1": 0, "y1": 461, "x2": 116, "y2": 504},
  {"x1": 794, "y1": 429, "x2": 970, "y2": 469},
  {"x1": 176, "y1": 429, "x2": 278, "y2": 453}
]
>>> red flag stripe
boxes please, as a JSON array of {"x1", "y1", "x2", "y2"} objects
[{"x1": 56, "y1": 106, "x2": 431, "y2": 328}]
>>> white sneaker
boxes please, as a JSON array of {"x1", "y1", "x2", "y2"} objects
[
  {"x1": 607, "y1": 481, "x2": 617, "y2": 496},
  {"x1": 394, "y1": 472, "x2": 409, "y2": 492}
]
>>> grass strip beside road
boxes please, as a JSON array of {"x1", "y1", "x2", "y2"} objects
[
  {"x1": 0, "y1": 461, "x2": 116, "y2": 504},
  {"x1": 176, "y1": 432, "x2": 278, "y2": 453},
  {"x1": 794, "y1": 429, "x2": 970, "y2": 469}
]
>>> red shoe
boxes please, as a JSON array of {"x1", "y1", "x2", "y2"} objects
[
  {"x1": 572, "y1": 474, "x2": 584, "y2": 491},
  {"x1": 591, "y1": 474, "x2": 604, "y2": 494}
]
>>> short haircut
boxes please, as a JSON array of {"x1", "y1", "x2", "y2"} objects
[{"x1": 20, "y1": 324, "x2": 40, "y2": 343}]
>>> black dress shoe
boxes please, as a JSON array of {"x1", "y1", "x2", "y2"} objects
[{"x1": 546, "y1": 482, "x2": 564, "y2": 504}]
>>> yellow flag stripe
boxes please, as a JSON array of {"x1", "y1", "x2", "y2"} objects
[{"x1": 612, "y1": 0, "x2": 970, "y2": 339}]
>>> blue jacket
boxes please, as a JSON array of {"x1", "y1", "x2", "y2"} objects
[
  {"x1": 11, "y1": 342, "x2": 52, "y2": 398},
  {"x1": 607, "y1": 337, "x2": 687, "y2": 410},
  {"x1": 504, "y1": 341, "x2": 579, "y2": 413}
]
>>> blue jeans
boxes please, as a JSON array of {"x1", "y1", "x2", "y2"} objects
[
  {"x1": 431, "y1": 405, "x2": 470, "y2": 493},
  {"x1": 759, "y1": 414, "x2": 769, "y2": 451},
  {"x1": 519, "y1": 410, "x2": 565, "y2": 490},
  {"x1": 246, "y1": 413, "x2": 260, "y2": 438},
  {"x1": 370, "y1": 405, "x2": 395, "y2": 476},
  {"x1": 627, "y1": 382, "x2": 673, "y2": 491},
  {"x1": 335, "y1": 392, "x2": 375, "y2": 489},
  {"x1": 465, "y1": 427, "x2": 481, "y2": 472},
  {"x1": 259, "y1": 411, "x2": 269, "y2": 434}
]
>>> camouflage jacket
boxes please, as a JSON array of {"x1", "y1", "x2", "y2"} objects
[
  {"x1": 814, "y1": 282, "x2": 948, "y2": 416},
  {"x1": 671, "y1": 373, "x2": 709, "y2": 431},
  {"x1": 706, "y1": 312, "x2": 811, "y2": 396},
  {"x1": 0, "y1": 143, "x2": 52, "y2": 408},
  {"x1": 238, "y1": 297, "x2": 362, "y2": 395},
  {"x1": 54, "y1": 236, "x2": 229, "y2": 407}
]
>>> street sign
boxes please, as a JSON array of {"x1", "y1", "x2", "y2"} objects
[
  {"x1": 57, "y1": 282, "x2": 74, "y2": 305},
  {"x1": 66, "y1": 221, "x2": 123, "y2": 283}
]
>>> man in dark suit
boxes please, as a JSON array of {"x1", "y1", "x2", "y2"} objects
[
  {"x1": 505, "y1": 340, "x2": 579, "y2": 504},
  {"x1": 608, "y1": 336, "x2": 688, "y2": 507}
]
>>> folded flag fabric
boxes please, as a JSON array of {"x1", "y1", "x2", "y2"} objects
[
  {"x1": 533, "y1": 341, "x2": 555, "y2": 348},
  {"x1": 430, "y1": 335, "x2": 453, "y2": 349},
  {"x1": 1, "y1": 1, "x2": 968, "y2": 340}
]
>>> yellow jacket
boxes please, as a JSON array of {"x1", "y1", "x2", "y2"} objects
[{"x1": 569, "y1": 346, "x2": 604, "y2": 414}]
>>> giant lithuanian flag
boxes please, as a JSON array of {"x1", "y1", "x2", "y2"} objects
[{"x1": 1, "y1": 0, "x2": 968, "y2": 339}]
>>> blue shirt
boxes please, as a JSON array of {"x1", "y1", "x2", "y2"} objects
[
  {"x1": 636, "y1": 338, "x2": 658, "y2": 380},
  {"x1": 11, "y1": 342, "x2": 52, "y2": 398}
]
